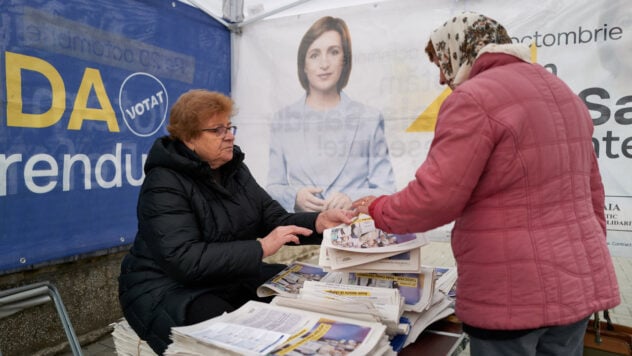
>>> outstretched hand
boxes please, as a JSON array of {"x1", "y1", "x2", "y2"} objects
[
  {"x1": 315, "y1": 208, "x2": 358, "y2": 233},
  {"x1": 260, "y1": 225, "x2": 313, "y2": 258},
  {"x1": 351, "y1": 195, "x2": 377, "y2": 215}
]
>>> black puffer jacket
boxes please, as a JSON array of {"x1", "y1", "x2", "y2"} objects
[{"x1": 118, "y1": 137, "x2": 319, "y2": 353}]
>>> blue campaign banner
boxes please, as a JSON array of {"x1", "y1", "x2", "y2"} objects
[{"x1": 0, "y1": 0, "x2": 231, "y2": 272}]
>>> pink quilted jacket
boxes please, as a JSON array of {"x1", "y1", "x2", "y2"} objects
[{"x1": 371, "y1": 53, "x2": 620, "y2": 330}]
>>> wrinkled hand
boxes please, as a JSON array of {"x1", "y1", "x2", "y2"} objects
[
  {"x1": 351, "y1": 195, "x2": 377, "y2": 215},
  {"x1": 324, "y1": 191, "x2": 352, "y2": 210},
  {"x1": 295, "y1": 187, "x2": 325, "y2": 212},
  {"x1": 315, "y1": 209, "x2": 358, "y2": 233},
  {"x1": 260, "y1": 225, "x2": 313, "y2": 258}
]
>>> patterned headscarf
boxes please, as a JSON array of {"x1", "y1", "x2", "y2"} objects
[{"x1": 430, "y1": 12, "x2": 520, "y2": 87}]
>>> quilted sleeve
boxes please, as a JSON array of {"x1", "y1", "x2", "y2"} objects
[{"x1": 371, "y1": 90, "x2": 495, "y2": 234}]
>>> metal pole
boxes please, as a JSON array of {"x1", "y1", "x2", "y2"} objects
[{"x1": 45, "y1": 282, "x2": 83, "y2": 356}]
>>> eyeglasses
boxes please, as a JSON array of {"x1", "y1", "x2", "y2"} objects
[{"x1": 200, "y1": 125, "x2": 237, "y2": 137}]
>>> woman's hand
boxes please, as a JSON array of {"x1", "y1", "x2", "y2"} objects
[
  {"x1": 351, "y1": 195, "x2": 377, "y2": 215},
  {"x1": 315, "y1": 209, "x2": 357, "y2": 233},
  {"x1": 260, "y1": 225, "x2": 313, "y2": 258}
]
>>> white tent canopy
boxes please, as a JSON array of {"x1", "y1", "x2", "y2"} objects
[{"x1": 181, "y1": 0, "x2": 394, "y2": 30}]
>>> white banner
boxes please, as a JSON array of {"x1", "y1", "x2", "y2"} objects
[{"x1": 232, "y1": 0, "x2": 631, "y2": 257}]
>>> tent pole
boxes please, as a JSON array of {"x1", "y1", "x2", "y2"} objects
[
  {"x1": 185, "y1": 0, "x2": 239, "y2": 32},
  {"x1": 222, "y1": 0, "x2": 244, "y2": 23}
]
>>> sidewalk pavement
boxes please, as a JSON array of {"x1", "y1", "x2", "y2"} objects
[{"x1": 68, "y1": 242, "x2": 632, "y2": 356}]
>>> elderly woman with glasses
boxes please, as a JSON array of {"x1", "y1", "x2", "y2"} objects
[{"x1": 118, "y1": 89, "x2": 355, "y2": 354}]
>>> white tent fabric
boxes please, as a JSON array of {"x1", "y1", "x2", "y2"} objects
[{"x1": 180, "y1": 0, "x2": 395, "y2": 28}]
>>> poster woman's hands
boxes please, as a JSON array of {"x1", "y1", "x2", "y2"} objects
[
  {"x1": 295, "y1": 187, "x2": 325, "y2": 212},
  {"x1": 324, "y1": 191, "x2": 352, "y2": 210}
]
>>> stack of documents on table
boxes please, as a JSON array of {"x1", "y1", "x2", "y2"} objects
[
  {"x1": 318, "y1": 214, "x2": 429, "y2": 272},
  {"x1": 166, "y1": 262, "x2": 458, "y2": 354},
  {"x1": 401, "y1": 266, "x2": 458, "y2": 348},
  {"x1": 164, "y1": 300, "x2": 395, "y2": 356},
  {"x1": 319, "y1": 266, "x2": 436, "y2": 314},
  {"x1": 164, "y1": 213, "x2": 458, "y2": 355},
  {"x1": 255, "y1": 263, "x2": 457, "y2": 351},
  {"x1": 255, "y1": 262, "x2": 421, "y2": 336},
  {"x1": 255, "y1": 262, "x2": 444, "y2": 337},
  {"x1": 273, "y1": 280, "x2": 407, "y2": 336}
]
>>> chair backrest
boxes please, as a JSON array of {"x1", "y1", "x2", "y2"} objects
[{"x1": 0, "y1": 281, "x2": 83, "y2": 356}]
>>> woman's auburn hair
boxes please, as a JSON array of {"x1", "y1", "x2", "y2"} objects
[
  {"x1": 297, "y1": 16, "x2": 352, "y2": 94},
  {"x1": 167, "y1": 89, "x2": 234, "y2": 141}
]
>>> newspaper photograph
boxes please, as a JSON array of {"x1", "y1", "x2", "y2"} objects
[
  {"x1": 323, "y1": 214, "x2": 425, "y2": 253},
  {"x1": 256, "y1": 262, "x2": 328, "y2": 298}
]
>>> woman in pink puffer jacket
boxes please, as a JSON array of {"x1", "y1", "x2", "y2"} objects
[{"x1": 353, "y1": 11, "x2": 620, "y2": 356}]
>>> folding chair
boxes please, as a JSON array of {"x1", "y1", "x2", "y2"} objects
[{"x1": 0, "y1": 281, "x2": 83, "y2": 355}]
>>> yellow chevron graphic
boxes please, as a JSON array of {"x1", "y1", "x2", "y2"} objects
[
  {"x1": 406, "y1": 43, "x2": 538, "y2": 132},
  {"x1": 405, "y1": 88, "x2": 451, "y2": 132}
]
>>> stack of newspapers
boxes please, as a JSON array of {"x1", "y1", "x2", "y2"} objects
[
  {"x1": 166, "y1": 300, "x2": 394, "y2": 356},
  {"x1": 164, "y1": 215, "x2": 457, "y2": 355}
]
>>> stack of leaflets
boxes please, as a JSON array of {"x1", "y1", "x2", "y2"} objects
[
  {"x1": 318, "y1": 214, "x2": 429, "y2": 272},
  {"x1": 255, "y1": 262, "x2": 412, "y2": 335},
  {"x1": 273, "y1": 280, "x2": 406, "y2": 335},
  {"x1": 401, "y1": 266, "x2": 458, "y2": 348},
  {"x1": 164, "y1": 300, "x2": 396, "y2": 356},
  {"x1": 320, "y1": 267, "x2": 436, "y2": 314},
  {"x1": 165, "y1": 215, "x2": 459, "y2": 354},
  {"x1": 164, "y1": 262, "x2": 458, "y2": 355},
  {"x1": 255, "y1": 262, "x2": 451, "y2": 341}
]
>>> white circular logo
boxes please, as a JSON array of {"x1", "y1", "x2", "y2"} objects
[{"x1": 118, "y1": 72, "x2": 168, "y2": 137}]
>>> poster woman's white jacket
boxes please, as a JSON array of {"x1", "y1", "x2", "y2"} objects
[{"x1": 267, "y1": 92, "x2": 396, "y2": 212}]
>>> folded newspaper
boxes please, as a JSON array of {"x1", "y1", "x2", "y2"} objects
[
  {"x1": 319, "y1": 214, "x2": 428, "y2": 272},
  {"x1": 165, "y1": 300, "x2": 395, "y2": 356}
]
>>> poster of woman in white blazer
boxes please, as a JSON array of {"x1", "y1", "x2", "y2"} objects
[{"x1": 266, "y1": 16, "x2": 396, "y2": 212}]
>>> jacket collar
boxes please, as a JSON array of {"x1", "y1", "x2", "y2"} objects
[
  {"x1": 146, "y1": 136, "x2": 245, "y2": 179},
  {"x1": 469, "y1": 52, "x2": 527, "y2": 79}
]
